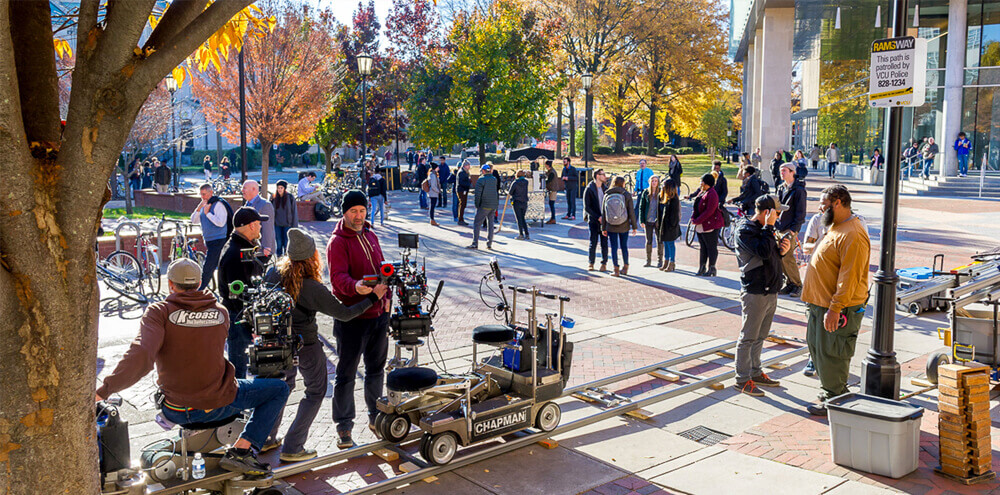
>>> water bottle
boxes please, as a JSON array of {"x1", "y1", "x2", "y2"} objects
[{"x1": 191, "y1": 452, "x2": 206, "y2": 479}]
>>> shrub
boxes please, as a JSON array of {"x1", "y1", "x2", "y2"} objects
[
  {"x1": 625, "y1": 146, "x2": 648, "y2": 154},
  {"x1": 659, "y1": 146, "x2": 677, "y2": 155},
  {"x1": 677, "y1": 147, "x2": 694, "y2": 155},
  {"x1": 483, "y1": 153, "x2": 507, "y2": 164},
  {"x1": 594, "y1": 146, "x2": 614, "y2": 155}
]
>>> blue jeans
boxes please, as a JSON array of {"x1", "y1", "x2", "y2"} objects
[
  {"x1": 608, "y1": 231, "x2": 629, "y2": 267},
  {"x1": 227, "y1": 321, "x2": 252, "y2": 379},
  {"x1": 958, "y1": 154, "x2": 969, "y2": 175},
  {"x1": 419, "y1": 191, "x2": 428, "y2": 209},
  {"x1": 369, "y1": 196, "x2": 385, "y2": 225},
  {"x1": 274, "y1": 226, "x2": 290, "y2": 256},
  {"x1": 452, "y1": 187, "x2": 459, "y2": 221},
  {"x1": 663, "y1": 240, "x2": 676, "y2": 262},
  {"x1": 828, "y1": 161, "x2": 837, "y2": 178},
  {"x1": 160, "y1": 378, "x2": 289, "y2": 451},
  {"x1": 922, "y1": 158, "x2": 934, "y2": 178},
  {"x1": 565, "y1": 188, "x2": 577, "y2": 217}
]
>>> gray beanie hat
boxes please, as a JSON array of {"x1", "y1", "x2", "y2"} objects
[{"x1": 286, "y1": 228, "x2": 316, "y2": 261}]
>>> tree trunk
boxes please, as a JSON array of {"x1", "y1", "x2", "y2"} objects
[
  {"x1": 478, "y1": 142, "x2": 486, "y2": 164},
  {"x1": 647, "y1": 103, "x2": 658, "y2": 156},
  {"x1": 323, "y1": 144, "x2": 333, "y2": 176},
  {"x1": 556, "y1": 98, "x2": 562, "y2": 159},
  {"x1": 614, "y1": 115, "x2": 624, "y2": 154},
  {"x1": 260, "y1": 139, "x2": 272, "y2": 199},
  {"x1": 568, "y1": 97, "x2": 576, "y2": 158}
]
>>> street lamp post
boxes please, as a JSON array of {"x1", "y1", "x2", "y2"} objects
[
  {"x1": 358, "y1": 54, "x2": 374, "y2": 165},
  {"x1": 165, "y1": 74, "x2": 179, "y2": 192},
  {"x1": 238, "y1": 47, "x2": 249, "y2": 183},
  {"x1": 861, "y1": 0, "x2": 907, "y2": 400},
  {"x1": 581, "y1": 73, "x2": 593, "y2": 169}
]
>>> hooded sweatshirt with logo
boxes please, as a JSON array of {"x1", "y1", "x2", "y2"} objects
[
  {"x1": 97, "y1": 290, "x2": 237, "y2": 410},
  {"x1": 326, "y1": 219, "x2": 389, "y2": 320}
]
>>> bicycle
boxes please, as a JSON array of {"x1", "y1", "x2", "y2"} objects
[
  {"x1": 684, "y1": 201, "x2": 738, "y2": 250},
  {"x1": 97, "y1": 239, "x2": 148, "y2": 305},
  {"x1": 110, "y1": 219, "x2": 162, "y2": 297},
  {"x1": 402, "y1": 172, "x2": 419, "y2": 192}
]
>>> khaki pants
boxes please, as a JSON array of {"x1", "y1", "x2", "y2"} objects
[
  {"x1": 780, "y1": 232, "x2": 802, "y2": 288},
  {"x1": 155, "y1": 183, "x2": 168, "y2": 193}
]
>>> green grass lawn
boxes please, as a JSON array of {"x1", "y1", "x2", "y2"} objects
[{"x1": 102, "y1": 207, "x2": 190, "y2": 220}]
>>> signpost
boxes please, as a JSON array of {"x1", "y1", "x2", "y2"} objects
[{"x1": 869, "y1": 36, "x2": 927, "y2": 108}]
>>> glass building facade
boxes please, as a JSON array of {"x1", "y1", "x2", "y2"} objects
[{"x1": 733, "y1": 0, "x2": 1000, "y2": 173}]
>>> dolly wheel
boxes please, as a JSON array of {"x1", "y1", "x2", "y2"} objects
[
  {"x1": 421, "y1": 432, "x2": 458, "y2": 466},
  {"x1": 380, "y1": 413, "x2": 411, "y2": 443},
  {"x1": 372, "y1": 412, "x2": 388, "y2": 440},
  {"x1": 535, "y1": 402, "x2": 561, "y2": 432},
  {"x1": 926, "y1": 352, "x2": 949, "y2": 385},
  {"x1": 907, "y1": 302, "x2": 922, "y2": 315}
]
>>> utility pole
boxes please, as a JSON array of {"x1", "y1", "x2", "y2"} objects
[{"x1": 238, "y1": 47, "x2": 248, "y2": 183}]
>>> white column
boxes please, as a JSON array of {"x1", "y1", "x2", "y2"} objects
[
  {"x1": 751, "y1": 28, "x2": 765, "y2": 153},
  {"x1": 743, "y1": 41, "x2": 756, "y2": 151},
  {"x1": 757, "y1": 7, "x2": 794, "y2": 161},
  {"x1": 940, "y1": 0, "x2": 968, "y2": 177}
]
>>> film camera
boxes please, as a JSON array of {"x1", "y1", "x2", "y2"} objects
[
  {"x1": 363, "y1": 234, "x2": 443, "y2": 367},
  {"x1": 229, "y1": 248, "x2": 299, "y2": 378}
]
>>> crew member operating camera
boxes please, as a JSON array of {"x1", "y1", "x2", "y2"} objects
[
  {"x1": 96, "y1": 259, "x2": 289, "y2": 476},
  {"x1": 218, "y1": 207, "x2": 270, "y2": 379},
  {"x1": 326, "y1": 190, "x2": 391, "y2": 449}
]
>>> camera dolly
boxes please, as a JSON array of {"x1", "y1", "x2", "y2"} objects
[{"x1": 373, "y1": 259, "x2": 573, "y2": 465}]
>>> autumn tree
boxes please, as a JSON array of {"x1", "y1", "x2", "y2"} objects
[
  {"x1": 384, "y1": 0, "x2": 443, "y2": 68},
  {"x1": 695, "y1": 102, "x2": 737, "y2": 157},
  {"x1": 193, "y1": 2, "x2": 342, "y2": 195},
  {"x1": 0, "y1": 2, "x2": 269, "y2": 492},
  {"x1": 597, "y1": 63, "x2": 642, "y2": 153}
]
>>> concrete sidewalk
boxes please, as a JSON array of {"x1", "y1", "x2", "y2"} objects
[{"x1": 96, "y1": 181, "x2": 1000, "y2": 494}]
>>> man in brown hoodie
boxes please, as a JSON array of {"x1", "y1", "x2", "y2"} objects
[{"x1": 96, "y1": 259, "x2": 290, "y2": 476}]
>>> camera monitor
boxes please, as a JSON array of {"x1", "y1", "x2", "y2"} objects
[{"x1": 398, "y1": 233, "x2": 419, "y2": 250}]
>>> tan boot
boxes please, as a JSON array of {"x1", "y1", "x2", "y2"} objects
[
  {"x1": 666, "y1": 261, "x2": 676, "y2": 272},
  {"x1": 621, "y1": 264, "x2": 629, "y2": 276},
  {"x1": 612, "y1": 266, "x2": 620, "y2": 277}
]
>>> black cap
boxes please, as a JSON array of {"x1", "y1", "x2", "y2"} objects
[
  {"x1": 341, "y1": 189, "x2": 368, "y2": 213},
  {"x1": 233, "y1": 206, "x2": 269, "y2": 228},
  {"x1": 755, "y1": 194, "x2": 789, "y2": 213}
]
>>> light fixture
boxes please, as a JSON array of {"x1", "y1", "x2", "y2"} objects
[
  {"x1": 835, "y1": 6, "x2": 841, "y2": 29},
  {"x1": 875, "y1": 5, "x2": 882, "y2": 28},
  {"x1": 165, "y1": 73, "x2": 178, "y2": 92},
  {"x1": 581, "y1": 73, "x2": 593, "y2": 90},
  {"x1": 357, "y1": 53, "x2": 373, "y2": 75},
  {"x1": 913, "y1": 4, "x2": 919, "y2": 27}
]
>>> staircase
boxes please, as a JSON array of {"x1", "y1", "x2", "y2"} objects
[{"x1": 900, "y1": 172, "x2": 1000, "y2": 199}]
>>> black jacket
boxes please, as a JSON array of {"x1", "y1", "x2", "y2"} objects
[
  {"x1": 508, "y1": 177, "x2": 529, "y2": 204},
  {"x1": 583, "y1": 180, "x2": 607, "y2": 222},
  {"x1": 416, "y1": 162, "x2": 429, "y2": 182},
  {"x1": 775, "y1": 180, "x2": 807, "y2": 233},
  {"x1": 154, "y1": 165, "x2": 171, "y2": 185},
  {"x1": 668, "y1": 159, "x2": 683, "y2": 186},
  {"x1": 457, "y1": 170, "x2": 471, "y2": 193},
  {"x1": 367, "y1": 174, "x2": 388, "y2": 201},
  {"x1": 713, "y1": 172, "x2": 728, "y2": 204},
  {"x1": 736, "y1": 220, "x2": 784, "y2": 295},
  {"x1": 263, "y1": 271, "x2": 374, "y2": 344},
  {"x1": 218, "y1": 232, "x2": 265, "y2": 318},
  {"x1": 655, "y1": 196, "x2": 681, "y2": 241},
  {"x1": 731, "y1": 175, "x2": 765, "y2": 215}
]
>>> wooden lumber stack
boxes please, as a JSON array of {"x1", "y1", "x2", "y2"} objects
[{"x1": 935, "y1": 362, "x2": 995, "y2": 484}]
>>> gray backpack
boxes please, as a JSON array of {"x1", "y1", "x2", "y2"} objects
[{"x1": 603, "y1": 192, "x2": 628, "y2": 226}]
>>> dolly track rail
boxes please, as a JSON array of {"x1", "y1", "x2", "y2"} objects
[{"x1": 150, "y1": 339, "x2": 799, "y2": 494}]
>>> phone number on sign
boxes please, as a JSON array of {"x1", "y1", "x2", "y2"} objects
[{"x1": 877, "y1": 79, "x2": 907, "y2": 87}]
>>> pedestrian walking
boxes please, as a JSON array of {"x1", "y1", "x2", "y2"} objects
[
  {"x1": 270, "y1": 180, "x2": 298, "y2": 257},
  {"x1": 456, "y1": 161, "x2": 471, "y2": 226},
  {"x1": 954, "y1": 131, "x2": 971, "y2": 177},
  {"x1": 801, "y1": 185, "x2": 870, "y2": 416},
  {"x1": 508, "y1": 170, "x2": 530, "y2": 240},
  {"x1": 203, "y1": 155, "x2": 213, "y2": 181},
  {"x1": 220, "y1": 157, "x2": 231, "y2": 180},
  {"x1": 426, "y1": 166, "x2": 441, "y2": 226},
  {"x1": 751, "y1": 148, "x2": 762, "y2": 169},
  {"x1": 921, "y1": 137, "x2": 939, "y2": 179},
  {"x1": 545, "y1": 160, "x2": 560, "y2": 224},
  {"x1": 770, "y1": 151, "x2": 783, "y2": 186},
  {"x1": 561, "y1": 157, "x2": 578, "y2": 220},
  {"x1": 467, "y1": 163, "x2": 499, "y2": 250},
  {"x1": 657, "y1": 179, "x2": 681, "y2": 272},
  {"x1": 690, "y1": 173, "x2": 724, "y2": 277},
  {"x1": 584, "y1": 169, "x2": 609, "y2": 271},
  {"x1": 638, "y1": 175, "x2": 663, "y2": 268},
  {"x1": 810, "y1": 144, "x2": 821, "y2": 169},
  {"x1": 794, "y1": 150, "x2": 809, "y2": 181},
  {"x1": 733, "y1": 194, "x2": 792, "y2": 397},
  {"x1": 826, "y1": 143, "x2": 839, "y2": 178},
  {"x1": 775, "y1": 163, "x2": 807, "y2": 297},
  {"x1": 667, "y1": 154, "x2": 683, "y2": 188},
  {"x1": 367, "y1": 167, "x2": 388, "y2": 227},
  {"x1": 870, "y1": 148, "x2": 885, "y2": 170},
  {"x1": 601, "y1": 176, "x2": 637, "y2": 277},
  {"x1": 154, "y1": 160, "x2": 172, "y2": 193}
]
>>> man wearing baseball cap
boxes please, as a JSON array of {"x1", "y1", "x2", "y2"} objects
[
  {"x1": 218, "y1": 207, "x2": 270, "y2": 381},
  {"x1": 732, "y1": 194, "x2": 792, "y2": 397},
  {"x1": 775, "y1": 162, "x2": 808, "y2": 297},
  {"x1": 96, "y1": 259, "x2": 290, "y2": 476},
  {"x1": 467, "y1": 163, "x2": 499, "y2": 249}
]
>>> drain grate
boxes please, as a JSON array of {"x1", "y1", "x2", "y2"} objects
[{"x1": 677, "y1": 425, "x2": 731, "y2": 446}]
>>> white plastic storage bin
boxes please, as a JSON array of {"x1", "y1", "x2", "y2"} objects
[{"x1": 826, "y1": 393, "x2": 924, "y2": 478}]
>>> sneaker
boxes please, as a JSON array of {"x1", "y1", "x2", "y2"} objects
[
  {"x1": 806, "y1": 403, "x2": 828, "y2": 416},
  {"x1": 220, "y1": 448, "x2": 271, "y2": 476},
  {"x1": 778, "y1": 285, "x2": 793, "y2": 295},
  {"x1": 787, "y1": 285, "x2": 801, "y2": 298},
  {"x1": 546, "y1": 219, "x2": 557, "y2": 225},
  {"x1": 466, "y1": 244, "x2": 478, "y2": 250},
  {"x1": 516, "y1": 235, "x2": 524, "y2": 240},
  {"x1": 802, "y1": 359, "x2": 815, "y2": 377},
  {"x1": 487, "y1": 243, "x2": 493, "y2": 250},
  {"x1": 337, "y1": 433, "x2": 355, "y2": 449},
  {"x1": 260, "y1": 435, "x2": 283, "y2": 453},
  {"x1": 561, "y1": 215, "x2": 571, "y2": 220},
  {"x1": 753, "y1": 373, "x2": 780, "y2": 387},
  {"x1": 734, "y1": 380, "x2": 764, "y2": 397},
  {"x1": 280, "y1": 448, "x2": 318, "y2": 462}
]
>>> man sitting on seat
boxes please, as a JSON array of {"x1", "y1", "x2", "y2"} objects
[{"x1": 96, "y1": 259, "x2": 290, "y2": 476}]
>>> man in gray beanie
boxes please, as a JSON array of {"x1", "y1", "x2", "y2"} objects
[{"x1": 265, "y1": 228, "x2": 386, "y2": 460}]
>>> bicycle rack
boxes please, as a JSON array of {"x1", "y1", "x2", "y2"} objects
[
  {"x1": 156, "y1": 218, "x2": 183, "y2": 259},
  {"x1": 113, "y1": 222, "x2": 141, "y2": 252}
]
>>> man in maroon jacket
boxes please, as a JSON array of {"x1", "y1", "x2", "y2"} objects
[
  {"x1": 326, "y1": 190, "x2": 391, "y2": 448},
  {"x1": 96, "y1": 259, "x2": 289, "y2": 476}
]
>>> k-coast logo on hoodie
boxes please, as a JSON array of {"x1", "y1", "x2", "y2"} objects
[{"x1": 168, "y1": 309, "x2": 225, "y2": 327}]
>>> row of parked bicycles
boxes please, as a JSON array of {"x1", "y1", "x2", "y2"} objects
[
  {"x1": 681, "y1": 202, "x2": 808, "y2": 266},
  {"x1": 95, "y1": 215, "x2": 211, "y2": 305}
]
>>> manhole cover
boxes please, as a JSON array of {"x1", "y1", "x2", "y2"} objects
[{"x1": 677, "y1": 426, "x2": 731, "y2": 446}]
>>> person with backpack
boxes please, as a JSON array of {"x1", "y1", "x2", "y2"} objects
[
  {"x1": 190, "y1": 183, "x2": 233, "y2": 290},
  {"x1": 637, "y1": 175, "x2": 663, "y2": 268},
  {"x1": 656, "y1": 179, "x2": 681, "y2": 272},
  {"x1": 601, "y1": 176, "x2": 637, "y2": 277},
  {"x1": 583, "y1": 169, "x2": 609, "y2": 271},
  {"x1": 690, "y1": 173, "x2": 724, "y2": 277},
  {"x1": 367, "y1": 167, "x2": 388, "y2": 227},
  {"x1": 270, "y1": 180, "x2": 298, "y2": 257},
  {"x1": 508, "y1": 170, "x2": 530, "y2": 240}
]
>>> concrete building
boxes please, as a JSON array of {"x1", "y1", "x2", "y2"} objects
[{"x1": 731, "y1": 0, "x2": 1000, "y2": 178}]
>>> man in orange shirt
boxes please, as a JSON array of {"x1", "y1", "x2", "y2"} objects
[{"x1": 800, "y1": 185, "x2": 870, "y2": 416}]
